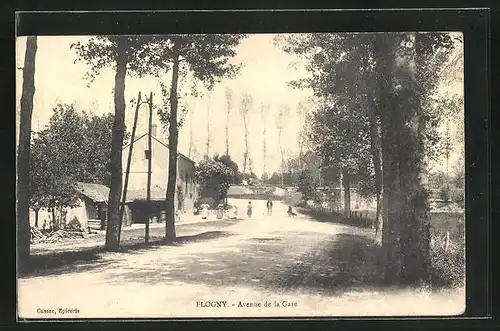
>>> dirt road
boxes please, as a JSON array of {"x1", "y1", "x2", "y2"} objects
[{"x1": 18, "y1": 199, "x2": 464, "y2": 319}]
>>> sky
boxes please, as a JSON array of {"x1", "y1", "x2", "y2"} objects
[
  {"x1": 16, "y1": 33, "x2": 463, "y2": 178},
  {"x1": 16, "y1": 34, "x2": 313, "y2": 178}
]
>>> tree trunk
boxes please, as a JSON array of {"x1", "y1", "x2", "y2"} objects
[
  {"x1": 225, "y1": 113, "x2": 230, "y2": 156},
  {"x1": 165, "y1": 42, "x2": 180, "y2": 241},
  {"x1": 367, "y1": 85, "x2": 384, "y2": 244},
  {"x1": 51, "y1": 207, "x2": 57, "y2": 231},
  {"x1": 105, "y1": 39, "x2": 127, "y2": 251},
  {"x1": 34, "y1": 209, "x2": 39, "y2": 228},
  {"x1": 17, "y1": 36, "x2": 37, "y2": 272},
  {"x1": 342, "y1": 171, "x2": 351, "y2": 218},
  {"x1": 370, "y1": 118, "x2": 383, "y2": 244},
  {"x1": 206, "y1": 101, "x2": 211, "y2": 157},
  {"x1": 375, "y1": 32, "x2": 433, "y2": 286},
  {"x1": 243, "y1": 118, "x2": 248, "y2": 175},
  {"x1": 373, "y1": 33, "x2": 402, "y2": 284},
  {"x1": 262, "y1": 126, "x2": 267, "y2": 175},
  {"x1": 397, "y1": 32, "x2": 432, "y2": 285}
]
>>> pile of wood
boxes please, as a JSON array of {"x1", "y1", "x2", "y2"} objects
[
  {"x1": 30, "y1": 227, "x2": 85, "y2": 244},
  {"x1": 30, "y1": 227, "x2": 45, "y2": 243}
]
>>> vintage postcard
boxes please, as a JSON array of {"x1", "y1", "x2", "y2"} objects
[{"x1": 16, "y1": 32, "x2": 465, "y2": 319}]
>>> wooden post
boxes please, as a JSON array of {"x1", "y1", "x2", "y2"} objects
[
  {"x1": 445, "y1": 231, "x2": 450, "y2": 252},
  {"x1": 146, "y1": 92, "x2": 153, "y2": 244},
  {"x1": 118, "y1": 92, "x2": 142, "y2": 245}
]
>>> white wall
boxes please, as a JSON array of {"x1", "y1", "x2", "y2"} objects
[{"x1": 29, "y1": 198, "x2": 89, "y2": 230}]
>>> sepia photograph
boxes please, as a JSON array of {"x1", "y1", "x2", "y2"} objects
[{"x1": 16, "y1": 32, "x2": 465, "y2": 319}]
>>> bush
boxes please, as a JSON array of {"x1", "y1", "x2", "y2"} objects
[
  {"x1": 66, "y1": 216, "x2": 83, "y2": 232},
  {"x1": 450, "y1": 189, "x2": 465, "y2": 207},
  {"x1": 438, "y1": 186, "x2": 451, "y2": 202},
  {"x1": 430, "y1": 239, "x2": 465, "y2": 287}
]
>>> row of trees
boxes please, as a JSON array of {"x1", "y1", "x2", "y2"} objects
[
  {"x1": 218, "y1": 85, "x2": 311, "y2": 181},
  {"x1": 74, "y1": 35, "x2": 246, "y2": 248},
  {"x1": 18, "y1": 35, "x2": 247, "y2": 270},
  {"x1": 277, "y1": 32, "x2": 463, "y2": 285}
]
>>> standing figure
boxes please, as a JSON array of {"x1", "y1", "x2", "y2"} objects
[
  {"x1": 201, "y1": 203, "x2": 209, "y2": 220},
  {"x1": 287, "y1": 205, "x2": 296, "y2": 217},
  {"x1": 266, "y1": 199, "x2": 273, "y2": 216},
  {"x1": 247, "y1": 201, "x2": 253, "y2": 218}
]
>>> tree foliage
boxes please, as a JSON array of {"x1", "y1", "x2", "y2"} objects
[
  {"x1": 239, "y1": 92, "x2": 253, "y2": 174},
  {"x1": 72, "y1": 36, "x2": 157, "y2": 250},
  {"x1": 278, "y1": 32, "x2": 460, "y2": 285},
  {"x1": 29, "y1": 104, "x2": 127, "y2": 226},
  {"x1": 141, "y1": 34, "x2": 246, "y2": 239},
  {"x1": 71, "y1": 36, "x2": 160, "y2": 84},
  {"x1": 297, "y1": 170, "x2": 318, "y2": 202},
  {"x1": 214, "y1": 153, "x2": 240, "y2": 184},
  {"x1": 195, "y1": 157, "x2": 235, "y2": 203}
]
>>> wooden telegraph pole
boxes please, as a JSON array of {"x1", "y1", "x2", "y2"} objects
[
  {"x1": 118, "y1": 92, "x2": 142, "y2": 245},
  {"x1": 145, "y1": 92, "x2": 153, "y2": 244}
]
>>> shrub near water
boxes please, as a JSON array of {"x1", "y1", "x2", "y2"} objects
[
  {"x1": 430, "y1": 237, "x2": 465, "y2": 287},
  {"x1": 299, "y1": 199, "x2": 465, "y2": 287}
]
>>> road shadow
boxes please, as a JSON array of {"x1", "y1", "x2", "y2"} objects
[
  {"x1": 101, "y1": 230, "x2": 391, "y2": 295},
  {"x1": 20, "y1": 231, "x2": 234, "y2": 278},
  {"x1": 273, "y1": 234, "x2": 387, "y2": 295},
  {"x1": 21, "y1": 248, "x2": 113, "y2": 279},
  {"x1": 100, "y1": 229, "x2": 461, "y2": 296}
]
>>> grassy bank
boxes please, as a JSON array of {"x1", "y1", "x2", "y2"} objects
[{"x1": 296, "y1": 204, "x2": 464, "y2": 288}]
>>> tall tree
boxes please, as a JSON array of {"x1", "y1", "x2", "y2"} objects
[
  {"x1": 29, "y1": 139, "x2": 47, "y2": 228},
  {"x1": 187, "y1": 96, "x2": 195, "y2": 159},
  {"x1": 279, "y1": 32, "x2": 457, "y2": 284},
  {"x1": 276, "y1": 104, "x2": 290, "y2": 186},
  {"x1": 239, "y1": 92, "x2": 253, "y2": 175},
  {"x1": 72, "y1": 36, "x2": 155, "y2": 250},
  {"x1": 372, "y1": 32, "x2": 456, "y2": 284},
  {"x1": 206, "y1": 92, "x2": 211, "y2": 157},
  {"x1": 225, "y1": 88, "x2": 233, "y2": 156},
  {"x1": 260, "y1": 102, "x2": 270, "y2": 175},
  {"x1": 17, "y1": 36, "x2": 38, "y2": 271},
  {"x1": 145, "y1": 35, "x2": 245, "y2": 240},
  {"x1": 296, "y1": 100, "x2": 309, "y2": 170}
]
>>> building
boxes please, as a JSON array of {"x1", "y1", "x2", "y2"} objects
[
  {"x1": 73, "y1": 182, "x2": 110, "y2": 230},
  {"x1": 121, "y1": 131, "x2": 198, "y2": 225},
  {"x1": 29, "y1": 182, "x2": 110, "y2": 231}
]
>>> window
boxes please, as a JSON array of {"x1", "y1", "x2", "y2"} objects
[{"x1": 152, "y1": 124, "x2": 157, "y2": 136}]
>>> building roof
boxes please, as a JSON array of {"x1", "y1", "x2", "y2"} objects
[
  {"x1": 74, "y1": 182, "x2": 168, "y2": 203},
  {"x1": 227, "y1": 185, "x2": 254, "y2": 195},
  {"x1": 125, "y1": 189, "x2": 167, "y2": 202},
  {"x1": 122, "y1": 133, "x2": 195, "y2": 165},
  {"x1": 75, "y1": 182, "x2": 110, "y2": 203}
]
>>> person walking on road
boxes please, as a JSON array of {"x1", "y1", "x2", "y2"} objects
[
  {"x1": 266, "y1": 199, "x2": 273, "y2": 216},
  {"x1": 247, "y1": 201, "x2": 253, "y2": 218}
]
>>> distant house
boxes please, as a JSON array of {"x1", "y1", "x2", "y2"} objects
[
  {"x1": 121, "y1": 132, "x2": 197, "y2": 225},
  {"x1": 73, "y1": 182, "x2": 110, "y2": 230},
  {"x1": 29, "y1": 181, "x2": 110, "y2": 231},
  {"x1": 29, "y1": 133, "x2": 197, "y2": 229}
]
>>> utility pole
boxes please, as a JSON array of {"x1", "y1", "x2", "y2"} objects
[
  {"x1": 118, "y1": 92, "x2": 142, "y2": 245},
  {"x1": 146, "y1": 92, "x2": 153, "y2": 244}
]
